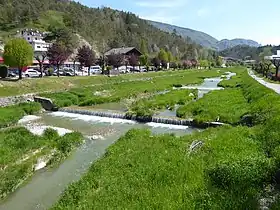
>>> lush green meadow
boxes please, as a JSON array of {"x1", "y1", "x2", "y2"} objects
[
  {"x1": 40, "y1": 69, "x2": 224, "y2": 108},
  {"x1": 51, "y1": 67, "x2": 280, "y2": 209},
  {"x1": 0, "y1": 102, "x2": 42, "y2": 128},
  {"x1": 128, "y1": 89, "x2": 197, "y2": 117},
  {"x1": 52, "y1": 126, "x2": 275, "y2": 209},
  {"x1": 0, "y1": 127, "x2": 83, "y2": 200},
  {"x1": 0, "y1": 69, "x2": 217, "y2": 97}
]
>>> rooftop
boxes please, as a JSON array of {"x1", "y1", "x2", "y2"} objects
[{"x1": 104, "y1": 47, "x2": 139, "y2": 56}]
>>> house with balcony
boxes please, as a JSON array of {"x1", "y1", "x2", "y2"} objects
[{"x1": 17, "y1": 29, "x2": 51, "y2": 52}]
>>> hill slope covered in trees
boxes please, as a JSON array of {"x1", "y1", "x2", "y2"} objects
[
  {"x1": 0, "y1": 0, "x2": 212, "y2": 60},
  {"x1": 149, "y1": 21, "x2": 261, "y2": 50}
]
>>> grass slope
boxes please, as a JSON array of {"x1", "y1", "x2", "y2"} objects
[
  {"x1": 52, "y1": 127, "x2": 272, "y2": 209},
  {"x1": 0, "y1": 128, "x2": 83, "y2": 200}
]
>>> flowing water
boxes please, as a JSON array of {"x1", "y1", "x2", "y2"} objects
[
  {"x1": 0, "y1": 112, "x2": 197, "y2": 210},
  {"x1": 0, "y1": 72, "x2": 235, "y2": 210}
]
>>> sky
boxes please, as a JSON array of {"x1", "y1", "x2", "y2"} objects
[{"x1": 77, "y1": 0, "x2": 280, "y2": 45}]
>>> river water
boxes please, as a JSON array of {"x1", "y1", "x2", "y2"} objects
[
  {"x1": 0, "y1": 112, "x2": 197, "y2": 210},
  {"x1": 0, "y1": 72, "x2": 235, "y2": 210}
]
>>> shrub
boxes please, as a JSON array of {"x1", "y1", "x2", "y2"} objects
[{"x1": 0, "y1": 65, "x2": 8, "y2": 78}]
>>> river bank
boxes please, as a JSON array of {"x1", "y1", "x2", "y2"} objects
[{"x1": 50, "y1": 67, "x2": 280, "y2": 209}]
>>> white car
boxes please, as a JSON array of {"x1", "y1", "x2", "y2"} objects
[
  {"x1": 23, "y1": 69, "x2": 40, "y2": 78},
  {"x1": 90, "y1": 66, "x2": 102, "y2": 75}
]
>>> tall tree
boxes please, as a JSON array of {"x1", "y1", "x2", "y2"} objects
[
  {"x1": 129, "y1": 54, "x2": 138, "y2": 72},
  {"x1": 139, "y1": 54, "x2": 148, "y2": 66},
  {"x1": 34, "y1": 52, "x2": 47, "y2": 78},
  {"x1": 140, "y1": 39, "x2": 148, "y2": 55},
  {"x1": 107, "y1": 53, "x2": 123, "y2": 70},
  {"x1": 167, "y1": 51, "x2": 173, "y2": 63},
  {"x1": 158, "y1": 49, "x2": 168, "y2": 68},
  {"x1": 272, "y1": 58, "x2": 280, "y2": 79},
  {"x1": 3, "y1": 38, "x2": 33, "y2": 79},
  {"x1": 47, "y1": 42, "x2": 70, "y2": 77},
  {"x1": 77, "y1": 45, "x2": 95, "y2": 76},
  {"x1": 152, "y1": 57, "x2": 160, "y2": 70},
  {"x1": 193, "y1": 49, "x2": 198, "y2": 60}
]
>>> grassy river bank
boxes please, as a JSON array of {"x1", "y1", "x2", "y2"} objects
[
  {"x1": 0, "y1": 69, "x2": 225, "y2": 202},
  {"x1": 51, "y1": 67, "x2": 280, "y2": 209}
]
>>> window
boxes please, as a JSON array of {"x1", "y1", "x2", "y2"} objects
[
  {"x1": 27, "y1": 37, "x2": 30, "y2": 40},
  {"x1": 35, "y1": 38, "x2": 37, "y2": 40},
  {"x1": 37, "y1": 46, "x2": 41, "y2": 48}
]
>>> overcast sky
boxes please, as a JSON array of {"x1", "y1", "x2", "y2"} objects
[{"x1": 77, "y1": 0, "x2": 280, "y2": 45}]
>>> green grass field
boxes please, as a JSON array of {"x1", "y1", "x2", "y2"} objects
[
  {"x1": 40, "y1": 69, "x2": 225, "y2": 108},
  {"x1": 0, "y1": 69, "x2": 219, "y2": 97},
  {"x1": 51, "y1": 67, "x2": 280, "y2": 209}
]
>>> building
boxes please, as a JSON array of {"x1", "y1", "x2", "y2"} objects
[
  {"x1": 105, "y1": 47, "x2": 142, "y2": 57},
  {"x1": 17, "y1": 29, "x2": 51, "y2": 52},
  {"x1": 265, "y1": 50, "x2": 280, "y2": 60}
]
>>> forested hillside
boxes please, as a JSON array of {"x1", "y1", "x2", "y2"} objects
[
  {"x1": 219, "y1": 45, "x2": 280, "y2": 60},
  {"x1": 0, "y1": 0, "x2": 211, "y2": 59}
]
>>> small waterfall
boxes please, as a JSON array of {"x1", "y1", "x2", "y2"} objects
[{"x1": 58, "y1": 108, "x2": 225, "y2": 128}]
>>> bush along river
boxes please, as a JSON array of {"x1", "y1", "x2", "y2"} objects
[{"x1": 0, "y1": 72, "x2": 235, "y2": 210}]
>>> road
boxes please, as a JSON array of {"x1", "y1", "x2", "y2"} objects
[{"x1": 248, "y1": 69, "x2": 280, "y2": 94}]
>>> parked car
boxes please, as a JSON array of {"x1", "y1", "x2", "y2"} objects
[
  {"x1": 53, "y1": 70, "x2": 65, "y2": 76},
  {"x1": 23, "y1": 69, "x2": 40, "y2": 78},
  {"x1": 117, "y1": 66, "x2": 131, "y2": 74},
  {"x1": 90, "y1": 66, "x2": 102, "y2": 75}
]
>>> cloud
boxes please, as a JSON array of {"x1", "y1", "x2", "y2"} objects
[
  {"x1": 135, "y1": 0, "x2": 186, "y2": 8},
  {"x1": 197, "y1": 8, "x2": 209, "y2": 17}
]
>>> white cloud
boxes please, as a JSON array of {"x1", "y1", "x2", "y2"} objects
[{"x1": 135, "y1": 0, "x2": 187, "y2": 8}]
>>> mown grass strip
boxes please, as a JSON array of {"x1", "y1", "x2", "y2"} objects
[
  {"x1": 0, "y1": 69, "x2": 216, "y2": 97},
  {"x1": 41, "y1": 69, "x2": 224, "y2": 108}
]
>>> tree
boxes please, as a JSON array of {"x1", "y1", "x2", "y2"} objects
[
  {"x1": 193, "y1": 49, "x2": 198, "y2": 60},
  {"x1": 200, "y1": 60, "x2": 209, "y2": 69},
  {"x1": 3, "y1": 38, "x2": 33, "y2": 79},
  {"x1": 167, "y1": 51, "x2": 173, "y2": 63},
  {"x1": 34, "y1": 52, "x2": 47, "y2": 78},
  {"x1": 182, "y1": 60, "x2": 192, "y2": 69},
  {"x1": 272, "y1": 58, "x2": 280, "y2": 79},
  {"x1": 140, "y1": 39, "x2": 148, "y2": 55},
  {"x1": 107, "y1": 53, "x2": 123, "y2": 70},
  {"x1": 77, "y1": 45, "x2": 95, "y2": 76},
  {"x1": 259, "y1": 47, "x2": 272, "y2": 77},
  {"x1": 215, "y1": 56, "x2": 223, "y2": 67},
  {"x1": 129, "y1": 54, "x2": 138, "y2": 72},
  {"x1": 139, "y1": 54, "x2": 148, "y2": 66},
  {"x1": 152, "y1": 57, "x2": 160, "y2": 70},
  {"x1": 158, "y1": 49, "x2": 168, "y2": 69},
  {"x1": 47, "y1": 42, "x2": 70, "y2": 77},
  {"x1": 191, "y1": 59, "x2": 198, "y2": 68}
]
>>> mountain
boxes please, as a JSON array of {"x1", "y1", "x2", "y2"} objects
[
  {"x1": 148, "y1": 20, "x2": 261, "y2": 50},
  {"x1": 148, "y1": 20, "x2": 218, "y2": 49},
  {"x1": 0, "y1": 0, "x2": 204, "y2": 58},
  {"x1": 217, "y1": 39, "x2": 261, "y2": 51}
]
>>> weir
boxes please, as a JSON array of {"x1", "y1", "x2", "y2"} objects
[{"x1": 59, "y1": 108, "x2": 226, "y2": 128}]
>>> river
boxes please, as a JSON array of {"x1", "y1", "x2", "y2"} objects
[{"x1": 0, "y1": 72, "x2": 235, "y2": 210}]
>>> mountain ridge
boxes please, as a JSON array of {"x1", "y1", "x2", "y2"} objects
[{"x1": 148, "y1": 20, "x2": 261, "y2": 50}]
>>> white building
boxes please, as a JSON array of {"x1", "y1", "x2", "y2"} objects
[
  {"x1": 265, "y1": 50, "x2": 280, "y2": 60},
  {"x1": 17, "y1": 29, "x2": 51, "y2": 52}
]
